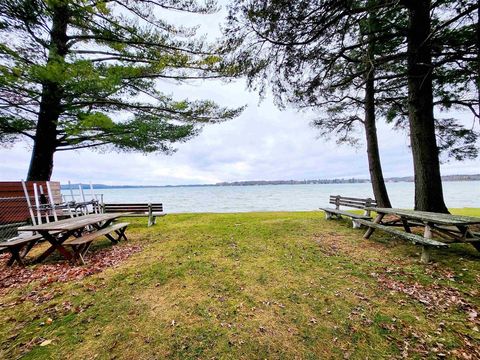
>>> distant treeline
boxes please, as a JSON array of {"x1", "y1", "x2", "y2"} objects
[
  {"x1": 61, "y1": 174, "x2": 480, "y2": 189},
  {"x1": 216, "y1": 174, "x2": 480, "y2": 186},
  {"x1": 215, "y1": 179, "x2": 369, "y2": 186}
]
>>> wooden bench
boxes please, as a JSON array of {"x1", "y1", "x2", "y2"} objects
[
  {"x1": 63, "y1": 222, "x2": 129, "y2": 264},
  {"x1": 103, "y1": 203, "x2": 166, "y2": 227},
  {"x1": 0, "y1": 234, "x2": 43, "y2": 266},
  {"x1": 320, "y1": 195, "x2": 376, "y2": 228},
  {"x1": 355, "y1": 219, "x2": 448, "y2": 262}
]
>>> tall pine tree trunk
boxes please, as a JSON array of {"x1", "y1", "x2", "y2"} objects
[
  {"x1": 477, "y1": 5, "x2": 479, "y2": 124},
  {"x1": 364, "y1": 63, "x2": 391, "y2": 208},
  {"x1": 27, "y1": 5, "x2": 69, "y2": 181},
  {"x1": 27, "y1": 94, "x2": 60, "y2": 181},
  {"x1": 404, "y1": 0, "x2": 448, "y2": 212},
  {"x1": 363, "y1": 5, "x2": 391, "y2": 208}
]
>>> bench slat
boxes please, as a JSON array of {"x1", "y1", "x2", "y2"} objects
[
  {"x1": 0, "y1": 234, "x2": 43, "y2": 247},
  {"x1": 329, "y1": 196, "x2": 377, "y2": 203},
  {"x1": 64, "y1": 223, "x2": 129, "y2": 246},
  {"x1": 320, "y1": 208, "x2": 371, "y2": 219},
  {"x1": 104, "y1": 210, "x2": 164, "y2": 214},
  {"x1": 104, "y1": 207, "x2": 163, "y2": 211},
  {"x1": 103, "y1": 204, "x2": 163, "y2": 207},
  {"x1": 104, "y1": 205, "x2": 159, "y2": 207},
  {"x1": 103, "y1": 203, "x2": 163, "y2": 206},
  {"x1": 120, "y1": 213, "x2": 166, "y2": 216},
  {"x1": 329, "y1": 202, "x2": 368, "y2": 209},
  {"x1": 104, "y1": 205, "x2": 156, "y2": 208},
  {"x1": 355, "y1": 219, "x2": 448, "y2": 247},
  {"x1": 329, "y1": 198, "x2": 374, "y2": 204},
  {"x1": 327, "y1": 195, "x2": 377, "y2": 211},
  {"x1": 105, "y1": 208, "x2": 151, "y2": 211}
]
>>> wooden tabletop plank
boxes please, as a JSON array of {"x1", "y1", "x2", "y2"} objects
[
  {"x1": 18, "y1": 213, "x2": 129, "y2": 232},
  {"x1": 366, "y1": 207, "x2": 480, "y2": 225}
]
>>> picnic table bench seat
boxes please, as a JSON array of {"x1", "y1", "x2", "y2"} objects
[
  {"x1": 63, "y1": 222, "x2": 129, "y2": 264},
  {"x1": 354, "y1": 219, "x2": 448, "y2": 248},
  {"x1": 103, "y1": 203, "x2": 165, "y2": 227},
  {"x1": 320, "y1": 195, "x2": 376, "y2": 228},
  {"x1": 357, "y1": 207, "x2": 480, "y2": 263},
  {"x1": 0, "y1": 234, "x2": 43, "y2": 266},
  {"x1": 319, "y1": 209, "x2": 372, "y2": 220}
]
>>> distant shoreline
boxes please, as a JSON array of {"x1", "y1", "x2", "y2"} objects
[{"x1": 63, "y1": 174, "x2": 480, "y2": 190}]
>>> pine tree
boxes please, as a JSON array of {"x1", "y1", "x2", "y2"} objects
[{"x1": 0, "y1": 0, "x2": 243, "y2": 180}]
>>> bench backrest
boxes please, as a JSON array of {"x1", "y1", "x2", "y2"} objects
[
  {"x1": 103, "y1": 203, "x2": 163, "y2": 213},
  {"x1": 329, "y1": 195, "x2": 377, "y2": 210}
]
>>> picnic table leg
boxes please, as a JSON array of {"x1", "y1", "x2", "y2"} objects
[
  {"x1": 36, "y1": 241, "x2": 73, "y2": 263},
  {"x1": 70, "y1": 244, "x2": 85, "y2": 265},
  {"x1": 72, "y1": 242, "x2": 93, "y2": 265},
  {"x1": 104, "y1": 226, "x2": 128, "y2": 243},
  {"x1": 69, "y1": 243, "x2": 91, "y2": 265},
  {"x1": 457, "y1": 225, "x2": 480, "y2": 252},
  {"x1": 78, "y1": 253, "x2": 86, "y2": 265},
  {"x1": 421, "y1": 225, "x2": 433, "y2": 263},
  {"x1": 81, "y1": 242, "x2": 92, "y2": 258},
  {"x1": 20, "y1": 240, "x2": 36, "y2": 258},
  {"x1": 6, "y1": 246, "x2": 25, "y2": 266},
  {"x1": 401, "y1": 218, "x2": 412, "y2": 233},
  {"x1": 352, "y1": 220, "x2": 361, "y2": 229},
  {"x1": 104, "y1": 233, "x2": 119, "y2": 244},
  {"x1": 115, "y1": 227, "x2": 128, "y2": 241},
  {"x1": 420, "y1": 247, "x2": 430, "y2": 263},
  {"x1": 70, "y1": 245, "x2": 80, "y2": 264},
  {"x1": 91, "y1": 218, "x2": 115, "y2": 231},
  {"x1": 91, "y1": 219, "x2": 128, "y2": 243},
  {"x1": 148, "y1": 205, "x2": 153, "y2": 227},
  {"x1": 5, "y1": 238, "x2": 41, "y2": 266},
  {"x1": 364, "y1": 213, "x2": 384, "y2": 239},
  {"x1": 35, "y1": 231, "x2": 74, "y2": 263}
]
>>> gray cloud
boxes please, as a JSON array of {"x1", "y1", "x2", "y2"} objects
[
  {"x1": 1, "y1": 3, "x2": 479, "y2": 185},
  {"x1": 1, "y1": 86, "x2": 478, "y2": 185}
]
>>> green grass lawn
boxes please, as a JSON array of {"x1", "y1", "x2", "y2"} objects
[{"x1": 1, "y1": 210, "x2": 479, "y2": 359}]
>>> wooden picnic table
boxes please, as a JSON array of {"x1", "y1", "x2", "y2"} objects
[
  {"x1": 17, "y1": 212, "x2": 129, "y2": 264},
  {"x1": 366, "y1": 208, "x2": 480, "y2": 226},
  {"x1": 360, "y1": 207, "x2": 480, "y2": 263}
]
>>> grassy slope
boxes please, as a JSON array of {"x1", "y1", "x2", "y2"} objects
[{"x1": 1, "y1": 210, "x2": 479, "y2": 359}]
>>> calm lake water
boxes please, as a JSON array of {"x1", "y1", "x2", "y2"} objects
[{"x1": 64, "y1": 181, "x2": 480, "y2": 213}]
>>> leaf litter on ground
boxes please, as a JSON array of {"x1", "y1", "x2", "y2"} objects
[{"x1": 0, "y1": 244, "x2": 142, "y2": 296}]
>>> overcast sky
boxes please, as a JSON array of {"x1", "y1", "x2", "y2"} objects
[{"x1": 0, "y1": 2, "x2": 479, "y2": 186}]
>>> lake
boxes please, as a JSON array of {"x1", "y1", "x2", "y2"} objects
[{"x1": 64, "y1": 181, "x2": 480, "y2": 213}]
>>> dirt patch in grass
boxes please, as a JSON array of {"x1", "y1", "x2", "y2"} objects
[
  {"x1": 0, "y1": 244, "x2": 142, "y2": 295},
  {"x1": 313, "y1": 229, "x2": 406, "y2": 264}
]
